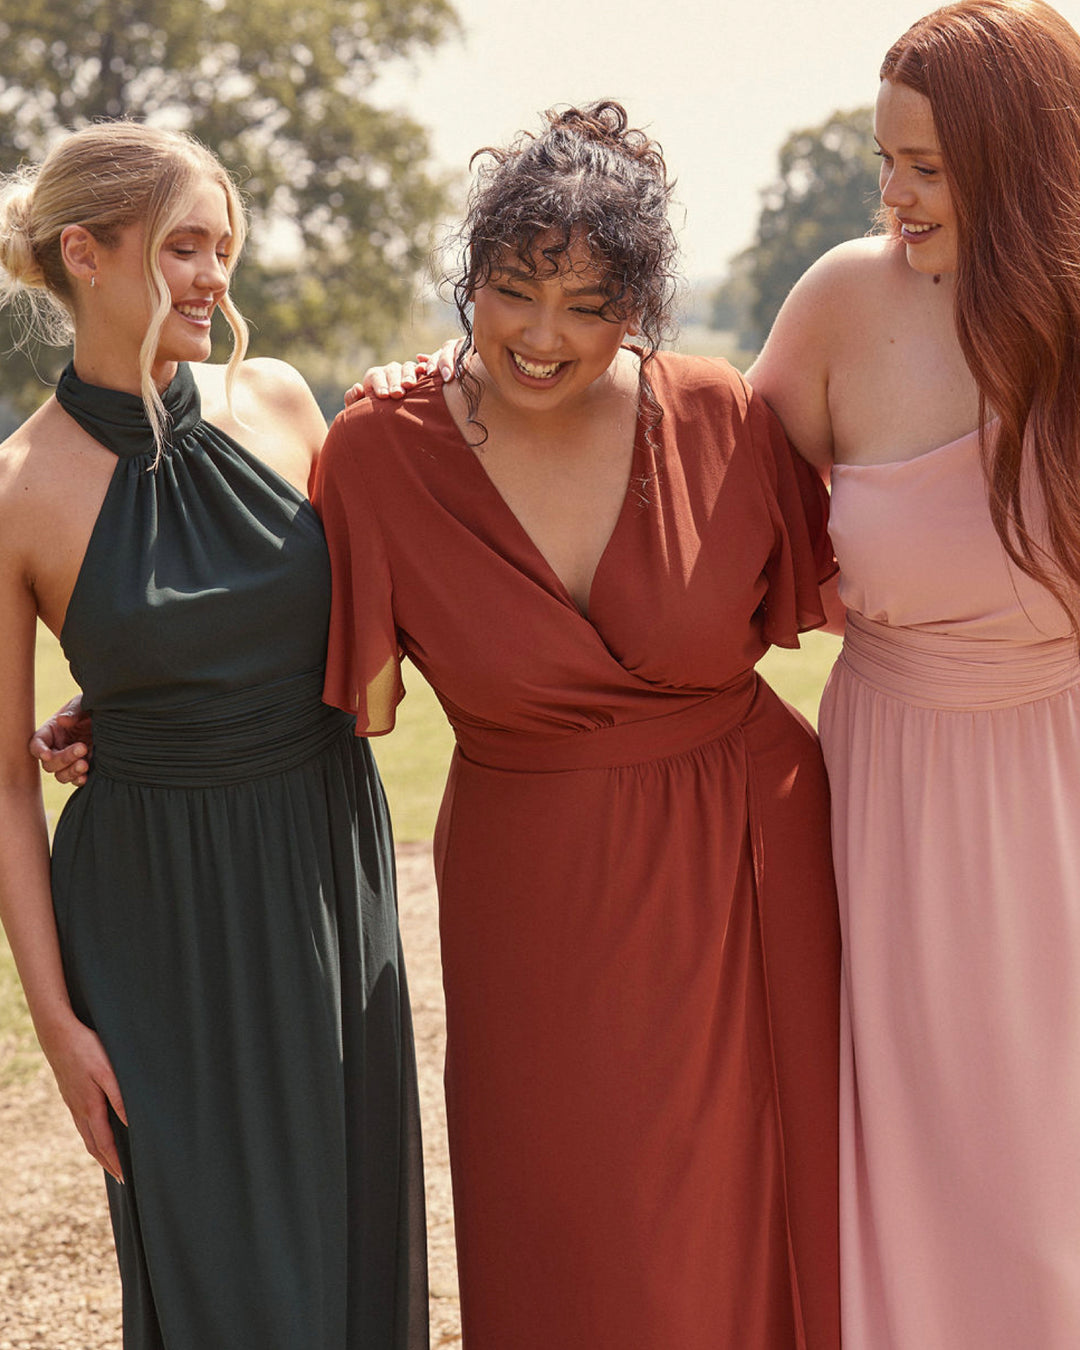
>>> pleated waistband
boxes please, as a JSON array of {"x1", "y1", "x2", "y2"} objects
[
  {"x1": 92, "y1": 669, "x2": 353, "y2": 787},
  {"x1": 840, "y1": 611, "x2": 1080, "y2": 710},
  {"x1": 454, "y1": 677, "x2": 758, "y2": 773}
]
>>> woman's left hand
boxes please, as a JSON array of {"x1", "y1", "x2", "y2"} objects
[
  {"x1": 344, "y1": 340, "x2": 462, "y2": 405},
  {"x1": 30, "y1": 695, "x2": 92, "y2": 787}
]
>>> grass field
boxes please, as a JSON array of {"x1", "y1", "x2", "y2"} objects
[{"x1": 2, "y1": 623, "x2": 841, "y2": 1068}]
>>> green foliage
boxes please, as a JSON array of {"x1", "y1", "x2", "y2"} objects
[
  {"x1": 0, "y1": 0, "x2": 458, "y2": 413},
  {"x1": 713, "y1": 107, "x2": 881, "y2": 350}
]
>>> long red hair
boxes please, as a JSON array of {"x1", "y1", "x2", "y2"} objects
[{"x1": 882, "y1": 0, "x2": 1080, "y2": 624}]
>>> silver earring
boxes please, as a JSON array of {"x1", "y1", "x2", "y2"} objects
[{"x1": 90, "y1": 275, "x2": 95, "y2": 289}]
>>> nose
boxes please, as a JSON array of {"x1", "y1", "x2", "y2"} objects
[
  {"x1": 198, "y1": 252, "x2": 229, "y2": 294},
  {"x1": 879, "y1": 165, "x2": 915, "y2": 210},
  {"x1": 521, "y1": 307, "x2": 562, "y2": 353}
]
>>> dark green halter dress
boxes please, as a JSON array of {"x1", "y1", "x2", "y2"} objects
[{"x1": 50, "y1": 363, "x2": 427, "y2": 1349}]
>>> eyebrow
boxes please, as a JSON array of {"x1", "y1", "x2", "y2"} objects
[
  {"x1": 495, "y1": 266, "x2": 607, "y2": 298},
  {"x1": 875, "y1": 138, "x2": 943, "y2": 157},
  {"x1": 166, "y1": 223, "x2": 233, "y2": 240}
]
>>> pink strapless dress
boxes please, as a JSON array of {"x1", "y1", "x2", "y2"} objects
[{"x1": 819, "y1": 429, "x2": 1080, "y2": 1349}]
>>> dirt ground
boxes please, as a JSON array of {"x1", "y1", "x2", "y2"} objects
[{"x1": 0, "y1": 842, "x2": 462, "y2": 1349}]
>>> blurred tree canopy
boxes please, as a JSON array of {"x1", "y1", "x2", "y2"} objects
[
  {"x1": 713, "y1": 107, "x2": 880, "y2": 351},
  {"x1": 0, "y1": 0, "x2": 458, "y2": 413}
]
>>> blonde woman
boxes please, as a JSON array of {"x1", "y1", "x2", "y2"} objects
[{"x1": 0, "y1": 123, "x2": 426, "y2": 1348}]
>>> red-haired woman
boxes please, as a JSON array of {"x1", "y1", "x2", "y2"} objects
[{"x1": 750, "y1": 2, "x2": 1080, "y2": 1344}]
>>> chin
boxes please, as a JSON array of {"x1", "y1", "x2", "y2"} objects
[{"x1": 905, "y1": 244, "x2": 956, "y2": 278}]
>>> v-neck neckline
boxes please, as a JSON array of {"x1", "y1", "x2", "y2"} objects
[{"x1": 435, "y1": 368, "x2": 650, "y2": 623}]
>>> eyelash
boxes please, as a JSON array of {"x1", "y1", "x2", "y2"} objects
[
  {"x1": 494, "y1": 287, "x2": 604, "y2": 317},
  {"x1": 873, "y1": 148, "x2": 937, "y2": 178}
]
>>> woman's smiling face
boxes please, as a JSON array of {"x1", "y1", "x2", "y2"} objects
[
  {"x1": 469, "y1": 235, "x2": 637, "y2": 416},
  {"x1": 875, "y1": 78, "x2": 958, "y2": 278},
  {"x1": 91, "y1": 177, "x2": 234, "y2": 386}
]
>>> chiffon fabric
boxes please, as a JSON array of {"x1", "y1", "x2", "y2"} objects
[
  {"x1": 314, "y1": 353, "x2": 842, "y2": 1349},
  {"x1": 50, "y1": 364, "x2": 427, "y2": 1349},
  {"x1": 820, "y1": 428, "x2": 1080, "y2": 1349}
]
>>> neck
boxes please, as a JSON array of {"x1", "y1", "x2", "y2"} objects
[{"x1": 71, "y1": 339, "x2": 178, "y2": 397}]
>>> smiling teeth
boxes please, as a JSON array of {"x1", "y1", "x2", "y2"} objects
[
  {"x1": 904, "y1": 223, "x2": 935, "y2": 233},
  {"x1": 512, "y1": 353, "x2": 561, "y2": 379},
  {"x1": 177, "y1": 304, "x2": 211, "y2": 318}
]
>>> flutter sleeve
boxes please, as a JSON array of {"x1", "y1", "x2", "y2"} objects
[
  {"x1": 309, "y1": 410, "x2": 404, "y2": 735},
  {"x1": 747, "y1": 385, "x2": 837, "y2": 648}
]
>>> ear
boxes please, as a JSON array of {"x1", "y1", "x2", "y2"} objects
[{"x1": 60, "y1": 225, "x2": 101, "y2": 287}]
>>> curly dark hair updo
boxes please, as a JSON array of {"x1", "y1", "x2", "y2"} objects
[{"x1": 448, "y1": 100, "x2": 680, "y2": 440}]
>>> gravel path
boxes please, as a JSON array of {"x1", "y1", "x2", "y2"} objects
[{"x1": 0, "y1": 842, "x2": 461, "y2": 1349}]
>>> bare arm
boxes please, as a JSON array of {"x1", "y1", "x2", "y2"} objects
[
  {"x1": 0, "y1": 507, "x2": 126, "y2": 1182},
  {"x1": 746, "y1": 249, "x2": 851, "y2": 476}
]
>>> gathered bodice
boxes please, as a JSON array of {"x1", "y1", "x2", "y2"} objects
[
  {"x1": 56, "y1": 363, "x2": 334, "y2": 716},
  {"x1": 829, "y1": 430, "x2": 1071, "y2": 642},
  {"x1": 829, "y1": 429, "x2": 1079, "y2": 712}
]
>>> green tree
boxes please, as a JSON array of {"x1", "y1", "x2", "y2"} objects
[
  {"x1": 0, "y1": 0, "x2": 457, "y2": 413},
  {"x1": 717, "y1": 107, "x2": 880, "y2": 350}
]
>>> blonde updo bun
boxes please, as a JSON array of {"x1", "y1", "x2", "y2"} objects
[
  {"x1": 0, "y1": 173, "x2": 47, "y2": 290},
  {"x1": 0, "y1": 166, "x2": 74, "y2": 347}
]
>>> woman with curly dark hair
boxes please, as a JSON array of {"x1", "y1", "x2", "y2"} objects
[{"x1": 315, "y1": 101, "x2": 841, "y2": 1349}]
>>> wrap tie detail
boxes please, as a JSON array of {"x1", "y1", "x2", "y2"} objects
[{"x1": 452, "y1": 674, "x2": 758, "y2": 773}]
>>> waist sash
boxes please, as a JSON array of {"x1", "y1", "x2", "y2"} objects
[
  {"x1": 840, "y1": 610, "x2": 1080, "y2": 710},
  {"x1": 452, "y1": 675, "x2": 759, "y2": 773},
  {"x1": 92, "y1": 669, "x2": 352, "y2": 787}
]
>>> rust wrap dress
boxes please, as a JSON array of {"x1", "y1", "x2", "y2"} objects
[{"x1": 312, "y1": 352, "x2": 841, "y2": 1349}]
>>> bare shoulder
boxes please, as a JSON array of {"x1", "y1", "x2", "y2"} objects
[
  {"x1": 0, "y1": 398, "x2": 97, "y2": 576},
  {"x1": 0, "y1": 399, "x2": 70, "y2": 514},
  {"x1": 193, "y1": 359, "x2": 327, "y2": 487},
  {"x1": 196, "y1": 358, "x2": 323, "y2": 426},
  {"x1": 774, "y1": 235, "x2": 902, "y2": 329},
  {"x1": 234, "y1": 357, "x2": 321, "y2": 415},
  {"x1": 747, "y1": 236, "x2": 905, "y2": 471}
]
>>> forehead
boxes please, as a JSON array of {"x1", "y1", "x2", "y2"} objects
[
  {"x1": 874, "y1": 78, "x2": 941, "y2": 153},
  {"x1": 168, "y1": 177, "x2": 232, "y2": 234},
  {"x1": 493, "y1": 232, "x2": 608, "y2": 286}
]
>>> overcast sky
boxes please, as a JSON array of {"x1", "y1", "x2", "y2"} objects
[{"x1": 373, "y1": 0, "x2": 1080, "y2": 281}]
